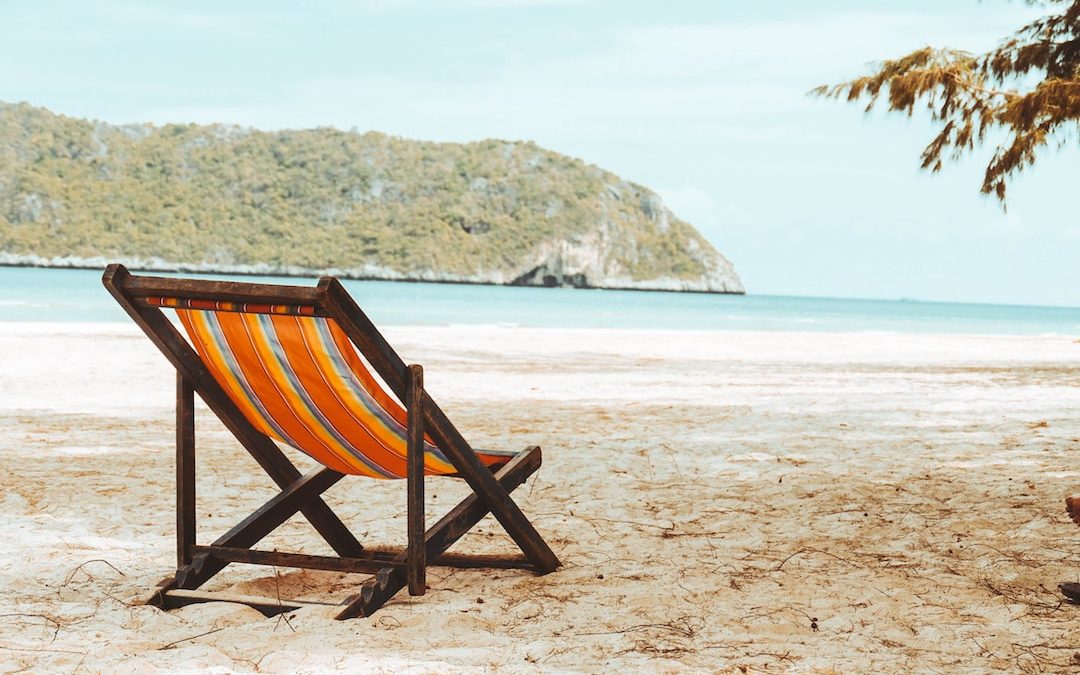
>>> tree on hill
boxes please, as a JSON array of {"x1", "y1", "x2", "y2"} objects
[{"x1": 815, "y1": 0, "x2": 1080, "y2": 204}]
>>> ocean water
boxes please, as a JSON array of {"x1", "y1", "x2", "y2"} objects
[{"x1": 2, "y1": 265, "x2": 1079, "y2": 335}]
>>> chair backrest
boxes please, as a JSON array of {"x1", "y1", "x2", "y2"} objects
[{"x1": 103, "y1": 266, "x2": 509, "y2": 478}]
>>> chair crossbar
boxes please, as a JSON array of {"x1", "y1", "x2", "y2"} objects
[{"x1": 193, "y1": 546, "x2": 534, "y2": 574}]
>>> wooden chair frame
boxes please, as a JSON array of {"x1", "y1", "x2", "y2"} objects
[{"x1": 102, "y1": 264, "x2": 560, "y2": 619}]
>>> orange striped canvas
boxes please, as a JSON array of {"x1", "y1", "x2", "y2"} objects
[{"x1": 169, "y1": 308, "x2": 512, "y2": 478}]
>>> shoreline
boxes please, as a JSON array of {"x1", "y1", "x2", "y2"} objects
[
  {"x1": 1, "y1": 319, "x2": 1077, "y2": 343},
  {"x1": 0, "y1": 257, "x2": 746, "y2": 296}
]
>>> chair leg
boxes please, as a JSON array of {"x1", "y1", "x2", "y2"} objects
[
  {"x1": 176, "y1": 373, "x2": 196, "y2": 569},
  {"x1": 336, "y1": 446, "x2": 544, "y2": 619},
  {"x1": 420, "y1": 399, "x2": 561, "y2": 574},
  {"x1": 406, "y1": 364, "x2": 426, "y2": 596}
]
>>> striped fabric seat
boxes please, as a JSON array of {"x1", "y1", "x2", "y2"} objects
[{"x1": 156, "y1": 302, "x2": 511, "y2": 478}]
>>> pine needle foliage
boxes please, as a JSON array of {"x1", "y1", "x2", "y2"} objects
[{"x1": 814, "y1": 0, "x2": 1080, "y2": 203}]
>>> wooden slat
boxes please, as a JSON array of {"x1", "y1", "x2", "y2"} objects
[
  {"x1": 336, "y1": 446, "x2": 544, "y2": 619},
  {"x1": 194, "y1": 545, "x2": 533, "y2": 571},
  {"x1": 176, "y1": 373, "x2": 195, "y2": 568},
  {"x1": 196, "y1": 546, "x2": 400, "y2": 574},
  {"x1": 121, "y1": 272, "x2": 322, "y2": 306},
  {"x1": 406, "y1": 364, "x2": 426, "y2": 596}
]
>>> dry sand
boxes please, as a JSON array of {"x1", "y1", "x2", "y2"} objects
[{"x1": 2, "y1": 322, "x2": 1080, "y2": 673}]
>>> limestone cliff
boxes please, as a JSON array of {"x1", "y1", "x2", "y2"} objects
[{"x1": 0, "y1": 101, "x2": 743, "y2": 293}]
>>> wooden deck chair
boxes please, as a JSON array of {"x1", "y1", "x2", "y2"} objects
[{"x1": 102, "y1": 263, "x2": 560, "y2": 618}]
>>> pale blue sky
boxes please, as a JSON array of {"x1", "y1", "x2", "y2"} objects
[{"x1": 2, "y1": 0, "x2": 1076, "y2": 305}]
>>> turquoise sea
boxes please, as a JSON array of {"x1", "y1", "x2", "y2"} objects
[{"x1": 2, "y1": 266, "x2": 1079, "y2": 335}]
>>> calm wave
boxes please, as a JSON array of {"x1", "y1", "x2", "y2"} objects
[{"x1": 2, "y1": 266, "x2": 1079, "y2": 335}]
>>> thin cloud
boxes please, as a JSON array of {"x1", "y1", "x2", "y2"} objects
[{"x1": 353, "y1": 0, "x2": 591, "y2": 9}]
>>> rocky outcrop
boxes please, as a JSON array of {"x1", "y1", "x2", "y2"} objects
[{"x1": 505, "y1": 193, "x2": 743, "y2": 292}]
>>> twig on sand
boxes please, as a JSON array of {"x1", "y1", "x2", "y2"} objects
[
  {"x1": 0, "y1": 613, "x2": 63, "y2": 642},
  {"x1": 571, "y1": 615, "x2": 702, "y2": 638},
  {"x1": 967, "y1": 543, "x2": 1040, "y2": 568},
  {"x1": 736, "y1": 607, "x2": 787, "y2": 624},
  {"x1": 775, "y1": 547, "x2": 863, "y2": 571},
  {"x1": 157, "y1": 627, "x2": 226, "y2": 650},
  {"x1": 1010, "y1": 642, "x2": 1079, "y2": 672},
  {"x1": 272, "y1": 566, "x2": 296, "y2": 633},
  {"x1": 0, "y1": 645, "x2": 87, "y2": 656},
  {"x1": 737, "y1": 649, "x2": 798, "y2": 663},
  {"x1": 582, "y1": 515, "x2": 675, "y2": 531},
  {"x1": 660, "y1": 444, "x2": 684, "y2": 480},
  {"x1": 63, "y1": 559, "x2": 126, "y2": 585},
  {"x1": 970, "y1": 636, "x2": 997, "y2": 658},
  {"x1": 528, "y1": 473, "x2": 543, "y2": 498},
  {"x1": 977, "y1": 577, "x2": 1063, "y2": 614}
]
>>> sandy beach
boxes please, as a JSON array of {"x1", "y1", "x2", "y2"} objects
[{"x1": 2, "y1": 322, "x2": 1080, "y2": 673}]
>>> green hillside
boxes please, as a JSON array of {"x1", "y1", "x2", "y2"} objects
[{"x1": 0, "y1": 101, "x2": 743, "y2": 293}]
